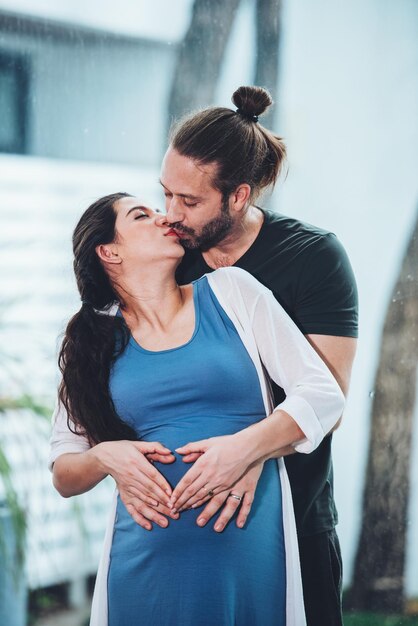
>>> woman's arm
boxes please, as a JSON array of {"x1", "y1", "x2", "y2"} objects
[
  {"x1": 52, "y1": 440, "x2": 172, "y2": 498},
  {"x1": 52, "y1": 440, "x2": 179, "y2": 530},
  {"x1": 50, "y1": 402, "x2": 178, "y2": 529},
  {"x1": 52, "y1": 449, "x2": 107, "y2": 497}
]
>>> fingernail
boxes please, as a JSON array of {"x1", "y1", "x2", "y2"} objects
[
  {"x1": 172, "y1": 508, "x2": 177, "y2": 514},
  {"x1": 166, "y1": 489, "x2": 172, "y2": 496},
  {"x1": 215, "y1": 524, "x2": 222, "y2": 532},
  {"x1": 238, "y1": 521, "x2": 244, "y2": 528},
  {"x1": 160, "y1": 520, "x2": 168, "y2": 528},
  {"x1": 197, "y1": 517, "x2": 206, "y2": 526}
]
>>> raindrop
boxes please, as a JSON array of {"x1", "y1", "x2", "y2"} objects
[{"x1": 369, "y1": 390, "x2": 375, "y2": 398}]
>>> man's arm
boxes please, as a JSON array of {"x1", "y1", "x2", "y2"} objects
[
  {"x1": 306, "y1": 334, "x2": 357, "y2": 429},
  {"x1": 190, "y1": 333, "x2": 357, "y2": 531}
]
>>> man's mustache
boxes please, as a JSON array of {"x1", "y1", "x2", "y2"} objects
[{"x1": 168, "y1": 222, "x2": 195, "y2": 236}]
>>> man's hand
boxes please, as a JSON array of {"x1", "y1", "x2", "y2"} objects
[
  {"x1": 168, "y1": 433, "x2": 252, "y2": 511},
  {"x1": 190, "y1": 461, "x2": 264, "y2": 532}
]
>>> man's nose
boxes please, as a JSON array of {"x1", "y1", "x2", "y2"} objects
[{"x1": 165, "y1": 197, "x2": 184, "y2": 224}]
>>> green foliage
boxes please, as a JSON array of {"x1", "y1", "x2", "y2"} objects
[
  {"x1": 0, "y1": 395, "x2": 51, "y2": 579},
  {"x1": 0, "y1": 394, "x2": 51, "y2": 418},
  {"x1": 0, "y1": 437, "x2": 27, "y2": 577}
]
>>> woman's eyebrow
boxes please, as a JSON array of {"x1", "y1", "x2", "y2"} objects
[{"x1": 126, "y1": 205, "x2": 149, "y2": 217}]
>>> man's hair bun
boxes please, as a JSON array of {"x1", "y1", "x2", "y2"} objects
[{"x1": 232, "y1": 86, "x2": 273, "y2": 118}]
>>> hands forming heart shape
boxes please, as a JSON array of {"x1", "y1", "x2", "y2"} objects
[{"x1": 97, "y1": 434, "x2": 264, "y2": 532}]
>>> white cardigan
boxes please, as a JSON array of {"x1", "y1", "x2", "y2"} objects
[{"x1": 49, "y1": 267, "x2": 345, "y2": 626}]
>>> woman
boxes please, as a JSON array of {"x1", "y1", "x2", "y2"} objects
[{"x1": 50, "y1": 192, "x2": 344, "y2": 626}]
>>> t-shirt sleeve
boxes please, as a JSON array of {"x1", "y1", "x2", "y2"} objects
[{"x1": 293, "y1": 233, "x2": 358, "y2": 337}]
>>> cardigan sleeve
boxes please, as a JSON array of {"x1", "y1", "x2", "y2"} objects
[
  {"x1": 250, "y1": 285, "x2": 345, "y2": 453},
  {"x1": 48, "y1": 305, "x2": 120, "y2": 471},
  {"x1": 215, "y1": 266, "x2": 345, "y2": 454},
  {"x1": 48, "y1": 399, "x2": 91, "y2": 471}
]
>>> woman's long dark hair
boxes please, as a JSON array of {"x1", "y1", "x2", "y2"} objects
[{"x1": 58, "y1": 192, "x2": 138, "y2": 444}]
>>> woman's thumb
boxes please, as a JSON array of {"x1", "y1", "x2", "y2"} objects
[{"x1": 133, "y1": 441, "x2": 172, "y2": 454}]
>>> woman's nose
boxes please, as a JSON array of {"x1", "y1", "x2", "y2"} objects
[{"x1": 155, "y1": 212, "x2": 169, "y2": 227}]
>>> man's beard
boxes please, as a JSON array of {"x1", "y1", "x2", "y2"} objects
[{"x1": 170, "y1": 196, "x2": 233, "y2": 251}]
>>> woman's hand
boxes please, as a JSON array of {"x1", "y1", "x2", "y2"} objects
[
  {"x1": 92, "y1": 440, "x2": 178, "y2": 530},
  {"x1": 168, "y1": 433, "x2": 253, "y2": 511}
]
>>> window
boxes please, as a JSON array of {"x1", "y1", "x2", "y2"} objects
[{"x1": 0, "y1": 51, "x2": 29, "y2": 154}]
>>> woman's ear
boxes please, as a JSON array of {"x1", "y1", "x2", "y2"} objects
[{"x1": 95, "y1": 243, "x2": 122, "y2": 265}]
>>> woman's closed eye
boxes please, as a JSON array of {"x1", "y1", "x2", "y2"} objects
[{"x1": 134, "y1": 211, "x2": 148, "y2": 220}]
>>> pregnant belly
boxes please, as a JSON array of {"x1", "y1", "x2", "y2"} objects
[
  {"x1": 112, "y1": 457, "x2": 282, "y2": 563},
  {"x1": 111, "y1": 414, "x2": 282, "y2": 559}
]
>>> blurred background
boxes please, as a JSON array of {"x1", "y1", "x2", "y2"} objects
[{"x1": 0, "y1": 1, "x2": 417, "y2": 625}]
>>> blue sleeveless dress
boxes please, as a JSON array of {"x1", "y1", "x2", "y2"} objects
[{"x1": 107, "y1": 276, "x2": 286, "y2": 625}]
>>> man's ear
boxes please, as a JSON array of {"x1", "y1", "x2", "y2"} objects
[
  {"x1": 95, "y1": 243, "x2": 122, "y2": 265},
  {"x1": 230, "y1": 183, "x2": 252, "y2": 212}
]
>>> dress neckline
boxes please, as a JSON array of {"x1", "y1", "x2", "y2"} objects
[{"x1": 128, "y1": 279, "x2": 201, "y2": 355}]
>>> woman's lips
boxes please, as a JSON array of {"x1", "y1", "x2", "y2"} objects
[{"x1": 166, "y1": 228, "x2": 180, "y2": 237}]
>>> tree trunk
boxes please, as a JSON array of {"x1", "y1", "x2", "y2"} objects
[
  {"x1": 254, "y1": 0, "x2": 282, "y2": 129},
  {"x1": 347, "y1": 209, "x2": 418, "y2": 613},
  {"x1": 167, "y1": 0, "x2": 241, "y2": 131}
]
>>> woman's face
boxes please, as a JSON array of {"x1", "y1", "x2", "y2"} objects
[
  {"x1": 96, "y1": 197, "x2": 184, "y2": 273},
  {"x1": 100, "y1": 196, "x2": 184, "y2": 270}
]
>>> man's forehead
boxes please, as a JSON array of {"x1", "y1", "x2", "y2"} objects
[{"x1": 160, "y1": 148, "x2": 218, "y2": 195}]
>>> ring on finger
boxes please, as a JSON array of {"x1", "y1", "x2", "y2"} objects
[
  {"x1": 205, "y1": 486, "x2": 215, "y2": 497},
  {"x1": 228, "y1": 492, "x2": 242, "y2": 502}
]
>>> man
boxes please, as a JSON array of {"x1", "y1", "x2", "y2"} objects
[{"x1": 155, "y1": 86, "x2": 358, "y2": 625}]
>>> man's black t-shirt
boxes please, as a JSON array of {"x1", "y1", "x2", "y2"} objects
[{"x1": 176, "y1": 208, "x2": 358, "y2": 537}]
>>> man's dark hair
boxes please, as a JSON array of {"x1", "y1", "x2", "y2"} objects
[{"x1": 169, "y1": 85, "x2": 287, "y2": 203}]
